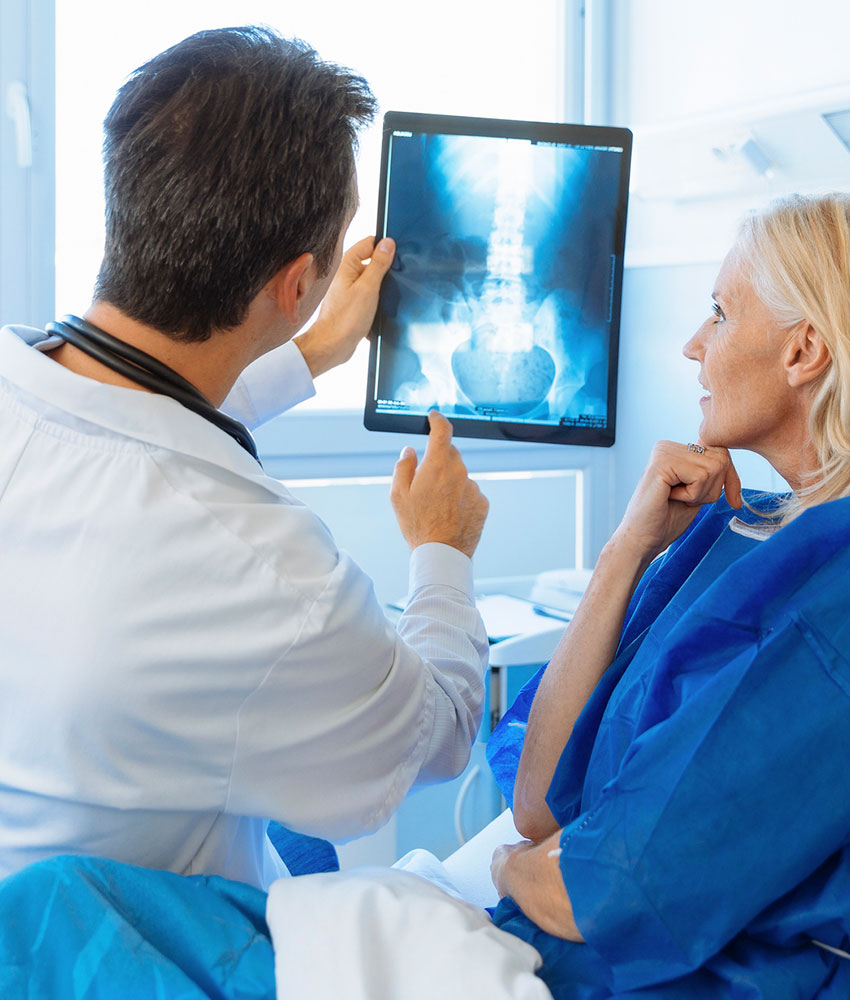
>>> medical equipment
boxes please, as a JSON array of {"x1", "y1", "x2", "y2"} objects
[
  {"x1": 365, "y1": 111, "x2": 631, "y2": 447},
  {"x1": 45, "y1": 315, "x2": 261, "y2": 462}
]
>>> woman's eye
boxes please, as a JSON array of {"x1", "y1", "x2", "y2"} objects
[{"x1": 711, "y1": 301, "x2": 725, "y2": 323}]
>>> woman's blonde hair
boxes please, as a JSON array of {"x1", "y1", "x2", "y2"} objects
[{"x1": 735, "y1": 192, "x2": 850, "y2": 520}]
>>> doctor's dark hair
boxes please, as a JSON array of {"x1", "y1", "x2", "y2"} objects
[{"x1": 94, "y1": 26, "x2": 376, "y2": 342}]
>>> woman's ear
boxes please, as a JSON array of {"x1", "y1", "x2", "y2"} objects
[
  {"x1": 264, "y1": 253, "x2": 316, "y2": 324},
  {"x1": 784, "y1": 322, "x2": 832, "y2": 388}
]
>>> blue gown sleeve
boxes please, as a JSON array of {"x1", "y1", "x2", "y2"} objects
[
  {"x1": 556, "y1": 604, "x2": 850, "y2": 994},
  {"x1": 486, "y1": 503, "x2": 722, "y2": 807}
]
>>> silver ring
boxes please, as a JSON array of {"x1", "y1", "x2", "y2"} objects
[{"x1": 687, "y1": 442, "x2": 706, "y2": 454}]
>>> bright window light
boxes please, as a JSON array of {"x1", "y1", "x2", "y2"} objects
[{"x1": 55, "y1": 1, "x2": 565, "y2": 409}]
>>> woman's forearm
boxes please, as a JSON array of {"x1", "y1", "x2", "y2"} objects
[
  {"x1": 512, "y1": 538, "x2": 651, "y2": 841},
  {"x1": 513, "y1": 441, "x2": 741, "y2": 841}
]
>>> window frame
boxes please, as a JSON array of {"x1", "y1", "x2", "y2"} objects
[
  {"x1": 255, "y1": 411, "x2": 614, "y2": 570},
  {"x1": 0, "y1": 0, "x2": 55, "y2": 328}
]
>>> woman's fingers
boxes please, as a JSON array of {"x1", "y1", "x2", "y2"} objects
[
  {"x1": 614, "y1": 441, "x2": 743, "y2": 562},
  {"x1": 666, "y1": 443, "x2": 740, "y2": 507},
  {"x1": 723, "y1": 455, "x2": 744, "y2": 509}
]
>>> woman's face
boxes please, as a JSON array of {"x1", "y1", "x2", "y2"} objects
[{"x1": 683, "y1": 250, "x2": 797, "y2": 456}]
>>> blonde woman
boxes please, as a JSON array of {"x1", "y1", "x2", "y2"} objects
[{"x1": 489, "y1": 194, "x2": 850, "y2": 998}]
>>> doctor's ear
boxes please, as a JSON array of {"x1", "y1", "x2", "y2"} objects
[
  {"x1": 264, "y1": 253, "x2": 316, "y2": 325},
  {"x1": 784, "y1": 322, "x2": 832, "y2": 388}
]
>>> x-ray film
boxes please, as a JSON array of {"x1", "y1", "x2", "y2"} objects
[{"x1": 364, "y1": 112, "x2": 632, "y2": 446}]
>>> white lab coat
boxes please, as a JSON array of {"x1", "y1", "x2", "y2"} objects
[{"x1": 0, "y1": 325, "x2": 488, "y2": 889}]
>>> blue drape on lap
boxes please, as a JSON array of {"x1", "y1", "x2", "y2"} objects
[{"x1": 0, "y1": 854, "x2": 275, "y2": 999}]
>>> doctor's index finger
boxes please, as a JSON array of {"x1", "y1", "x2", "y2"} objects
[{"x1": 424, "y1": 410, "x2": 453, "y2": 454}]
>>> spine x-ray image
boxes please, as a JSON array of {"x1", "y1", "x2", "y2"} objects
[{"x1": 372, "y1": 130, "x2": 625, "y2": 430}]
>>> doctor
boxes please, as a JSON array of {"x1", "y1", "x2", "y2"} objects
[{"x1": 0, "y1": 26, "x2": 489, "y2": 889}]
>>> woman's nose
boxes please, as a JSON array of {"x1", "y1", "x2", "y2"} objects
[{"x1": 683, "y1": 320, "x2": 709, "y2": 361}]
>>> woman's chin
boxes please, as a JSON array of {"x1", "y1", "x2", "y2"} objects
[
  {"x1": 696, "y1": 418, "x2": 725, "y2": 450},
  {"x1": 702, "y1": 431, "x2": 739, "y2": 452}
]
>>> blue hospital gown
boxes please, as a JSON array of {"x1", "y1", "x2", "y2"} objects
[{"x1": 488, "y1": 492, "x2": 850, "y2": 998}]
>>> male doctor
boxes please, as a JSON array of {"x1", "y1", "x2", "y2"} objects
[{"x1": 0, "y1": 26, "x2": 489, "y2": 889}]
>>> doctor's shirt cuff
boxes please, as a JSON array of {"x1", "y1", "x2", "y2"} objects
[
  {"x1": 409, "y1": 542, "x2": 474, "y2": 600},
  {"x1": 222, "y1": 340, "x2": 316, "y2": 429}
]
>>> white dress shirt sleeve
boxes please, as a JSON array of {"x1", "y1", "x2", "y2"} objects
[
  {"x1": 221, "y1": 339, "x2": 315, "y2": 429},
  {"x1": 223, "y1": 522, "x2": 489, "y2": 842},
  {"x1": 399, "y1": 543, "x2": 489, "y2": 783}
]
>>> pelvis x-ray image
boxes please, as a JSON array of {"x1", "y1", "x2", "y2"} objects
[{"x1": 374, "y1": 132, "x2": 623, "y2": 426}]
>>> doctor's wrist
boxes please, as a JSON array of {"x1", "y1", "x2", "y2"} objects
[{"x1": 292, "y1": 325, "x2": 331, "y2": 379}]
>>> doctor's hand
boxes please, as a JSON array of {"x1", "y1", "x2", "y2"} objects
[
  {"x1": 391, "y1": 410, "x2": 489, "y2": 558},
  {"x1": 293, "y1": 235, "x2": 396, "y2": 378},
  {"x1": 611, "y1": 439, "x2": 742, "y2": 564}
]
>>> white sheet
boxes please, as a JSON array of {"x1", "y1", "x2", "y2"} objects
[
  {"x1": 395, "y1": 807, "x2": 524, "y2": 909},
  {"x1": 266, "y1": 865, "x2": 552, "y2": 1000}
]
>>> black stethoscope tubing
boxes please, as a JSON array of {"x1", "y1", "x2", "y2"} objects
[{"x1": 45, "y1": 315, "x2": 261, "y2": 464}]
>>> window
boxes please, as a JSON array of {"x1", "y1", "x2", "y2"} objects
[{"x1": 0, "y1": 0, "x2": 54, "y2": 328}]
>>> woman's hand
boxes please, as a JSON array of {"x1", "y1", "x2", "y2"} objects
[
  {"x1": 293, "y1": 236, "x2": 395, "y2": 378},
  {"x1": 611, "y1": 440, "x2": 742, "y2": 564},
  {"x1": 490, "y1": 831, "x2": 584, "y2": 942}
]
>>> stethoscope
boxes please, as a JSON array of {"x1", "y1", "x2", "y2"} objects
[{"x1": 45, "y1": 315, "x2": 261, "y2": 464}]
